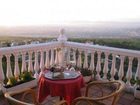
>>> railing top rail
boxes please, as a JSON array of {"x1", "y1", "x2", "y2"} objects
[
  {"x1": 0, "y1": 41, "x2": 61, "y2": 55},
  {"x1": 65, "y1": 41, "x2": 140, "y2": 58},
  {"x1": 0, "y1": 40, "x2": 140, "y2": 58}
]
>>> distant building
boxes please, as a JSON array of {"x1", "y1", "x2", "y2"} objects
[
  {"x1": 11, "y1": 42, "x2": 19, "y2": 47},
  {"x1": 30, "y1": 41, "x2": 40, "y2": 44},
  {"x1": 0, "y1": 42, "x2": 8, "y2": 47},
  {"x1": 85, "y1": 41, "x2": 93, "y2": 45},
  {"x1": 18, "y1": 41, "x2": 26, "y2": 46}
]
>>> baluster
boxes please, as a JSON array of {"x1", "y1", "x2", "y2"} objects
[
  {"x1": 96, "y1": 51, "x2": 101, "y2": 80},
  {"x1": 6, "y1": 54, "x2": 13, "y2": 79},
  {"x1": 73, "y1": 49, "x2": 76, "y2": 64},
  {"x1": 34, "y1": 51, "x2": 39, "y2": 78},
  {"x1": 83, "y1": 51, "x2": 88, "y2": 68},
  {"x1": 126, "y1": 57, "x2": 133, "y2": 87},
  {"x1": 135, "y1": 58, "x2": 140, "y2": 80},
  {"x1": 89, "y1": 51, "x2": 95, "y2": 71},
  {"x1": 28, "y1": 52, "x2": 33, "y2": 72},
  {"x1": 21, "y1": 52, "x2": 26, "y2": 72},
  {"x1": 110, "y1": 54, "x2": 116, "y2": 80},
  {"x1": 77, "y1": 51, "x2": 82, "y2": 68},
  {"x1": 0, "y1": 55, "x2": 4, "y2": 82},
  {"x1": 66, "y1": 48, "x2": 70, "y2": 64},
  {"x1": 118, "y1": 55, "x2": 125, "y2": 80},
  {"x1": 45, "y1": 50, "x2": 50, "y2": 69},
  {"x1": 59, "y1": 48, "x2": 66, "y2": 66},
  {"x1": 40, "y1": 50, "x2": 45, "y2": 74},
  {"x1": 14, "y1": 53, "x2": 20, "y2": 78},
  {"x1": 55, "y1": 49, "x2": 59, "y2": 65},
  {"x1": 103, "y1": 53, "x2": 109, "y2": 80},
  {"x1": 58, "y1": 49, "x2": 61, "y2": 66},
  {"x1": 50, "y1": 49, "x2": 54, "y2": 66}
]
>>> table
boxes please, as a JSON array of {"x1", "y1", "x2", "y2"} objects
[{"x1": 37, "y1": 72, "x2": 85, "y2": 104}]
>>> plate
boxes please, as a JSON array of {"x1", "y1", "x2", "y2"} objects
[{"x1": 44, "y1": 71, "x2": 81, "y2": 80}]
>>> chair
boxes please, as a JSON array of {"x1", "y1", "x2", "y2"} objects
[
  {"x1": 4, "y1": 88, "x2": 67, "y2": 105},
  {"x1": 72, "y1": 80, "x2": 125, "y2": 105}
]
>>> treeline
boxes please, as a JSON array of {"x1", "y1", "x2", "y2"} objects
[{"x1": 68, "y1": 38, "x2": 140, "y2": 50}]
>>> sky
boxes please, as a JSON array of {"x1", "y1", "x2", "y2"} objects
[{"x1": 0, "y1": 0, "x2": 140, "y2": 26}]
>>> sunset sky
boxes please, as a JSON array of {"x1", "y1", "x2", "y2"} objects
[{"x1": 0, "y1": 0, "x2": 140, "y2": 26}]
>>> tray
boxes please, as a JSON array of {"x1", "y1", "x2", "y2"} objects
[{"x1": 44, "y1": 71, "x2": 81, "y2": 80}]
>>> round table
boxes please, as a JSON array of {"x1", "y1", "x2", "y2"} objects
[{"x1": 37, "y1": 71, "x2": 85, "y2": 104}]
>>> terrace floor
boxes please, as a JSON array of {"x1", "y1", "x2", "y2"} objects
[{"x1": 0, "y1": 86, "x2": 140, "y2": 105}]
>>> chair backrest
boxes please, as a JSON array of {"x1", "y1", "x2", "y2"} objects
[
  {"x1": 73, "y1": 97, "x2": 108, "y2": 105},
  {"x1": 72, "y1": 80, "x2": 125, "y2": 105},
  {"x1": 4, "y1": 88, "x2": 37, "y2": 105},
  {"x1": 5, "y1": 88, "x2": 68, "y2": 105}
]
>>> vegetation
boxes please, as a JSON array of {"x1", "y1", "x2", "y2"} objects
[
  {"x1": 0, "y1": 36, "x2": 140, "y2": 50},
  {"x1": 20, "y1": 71, "x2": 34, "y2": 82},
  {"x1": 0, "y1": 36, "x2": 54, "y2": 47},
  {"x1": 80, "y1": 68, "x2": 92, "y2": 76},
  {"x1": 69, "y1": 38, "x2": 140, "y2": 50},
  {"x1": 4, "y1": 71, "x2": 34, "y2": 88},
  {"x1": 136, "y1": 77, "x2": 140, "y2": 90},
  {"x1": 7, "y1": 77, "x2": 17, "y2": 86}
]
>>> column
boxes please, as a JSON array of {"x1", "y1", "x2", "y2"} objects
[
  {"x1": 96, "y1": 51, "x2": 101, "y2": 80},
  {"x1": 45, "y1": 50, "x2": 50, "y2": 69},
  {"x1": 110, "y1": 54, "x2": 116, "y2": 80},
  {"x1": 83, "y1": 51, "x2": 88, "y2": 68},
  {"x1": 34, "y1": 51, "x2": 39, "y2": 78},
  {"x1": 21, "y1": 52, "x2": 26, "y2": 72},
  {"x1": 118, "y1": 55, "x2": 125, "y2": 80},
  {"x1": 14, "y1": 53, "x2": 20, "y2": 78},
  {"x1": 28, "y1": 51, "x2": 33, "y2": 72},
  {"x1": 0, "y1": 55, "x2": 4, "y2": 82},
  {"x1": 6, "y1": 54, "x2": 13, "y2": 79},
  {"x1": 126, "y1": 57, "x2": 133, "y2": 87},
  {"x1": 103, "y1": 52, "x2": 109, "y2": 80},
  {"x1": 50, "y1": 49, "x2": 54, "y2": 66}
]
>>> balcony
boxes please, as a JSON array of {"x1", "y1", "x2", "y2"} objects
[{"x1": 0, "y1": 32, "x2": 140, "y2": 105}]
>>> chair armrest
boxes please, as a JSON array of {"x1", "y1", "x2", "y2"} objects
[
  {"x1": 72, "y1": 97, "x2": 105, "y2": 105},
  {"x1": 54, "y1": 100, "x2": 68, "y2": 105},
  {"x1": 4, "y1": 88, "x2": 38, "y2": 105},
  {"x1": 5, "y1": 88, "x2": 32, "y2": 96},
  {"x1": 85, "y1": 80, "x2": 125, "y2": 97},
  {"x1": 5, "y1": 92, "x2": 34, "y2": 105},
  {"x1": 21, "y1": 88, "x2": 38, "y2": 105}
]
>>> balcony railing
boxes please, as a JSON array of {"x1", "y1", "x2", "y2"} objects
[
  {"x1": 64, "y1": 41, "x2": 140, "y2": 90},
  {"x1": 0, "y1": 36, "x2": 140, "y2": 93}
]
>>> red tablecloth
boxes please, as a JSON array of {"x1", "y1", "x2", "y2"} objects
[{"x1": 37, "y1": 73, "x2": 85, "y2": 104}]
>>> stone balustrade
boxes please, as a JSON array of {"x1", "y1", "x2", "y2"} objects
[
  {"x1": 64, "y1": 41, "x2": 140, "y2": 91},
  {"x1": 0, "y1": 41, "x2": 62, "y2": 82},
  {"x1": 0, "y1": 40, "x2": 140, "y2": 92}
]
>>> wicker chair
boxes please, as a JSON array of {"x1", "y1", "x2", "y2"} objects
[
  {"x1": 72, "y1": 80, "x2": 125, "y2": 105},
  {"x1": 4, "y1": 88, "x2": 67, "y2": 105}
]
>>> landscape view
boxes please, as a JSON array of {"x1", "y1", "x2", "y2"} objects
[
  {"x1": 0, "y1": 0, "x2": 140, "y2": 50},
  {"x1": 0, "y1": 22, "x2": 140, "y2": 50},
  {"x1": 1, "y1": 0, "x2": 140, "y2": 105}
]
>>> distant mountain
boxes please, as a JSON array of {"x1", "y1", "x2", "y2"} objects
[{"x1": 0, "y1": 22, "x2": 140, "y2": 38}]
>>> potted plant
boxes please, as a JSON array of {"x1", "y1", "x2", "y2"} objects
[
  {"x1": 2, "y1": 71, "x2": 37, "y2": 93},
  {"x1": 134, "y1": 77, "x2": 140, "y2": 99},
  {"x1": 20, "y1": 71, "x2": 35, "y2": 82},
  {"x1": 80, "y1": 68, "x2": 92, "y2": 83}
]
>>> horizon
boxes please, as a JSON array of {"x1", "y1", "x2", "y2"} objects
[{"x1": 1, "y1": 21, "x2": 140, "y2": 28}]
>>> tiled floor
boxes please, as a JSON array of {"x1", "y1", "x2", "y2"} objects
[
  {"x1": 118, "y1": 92, "x2": 140, "y2": 105},
  {"x1": 0, "y1": 87, "x2": 140, "y2": 105}
]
